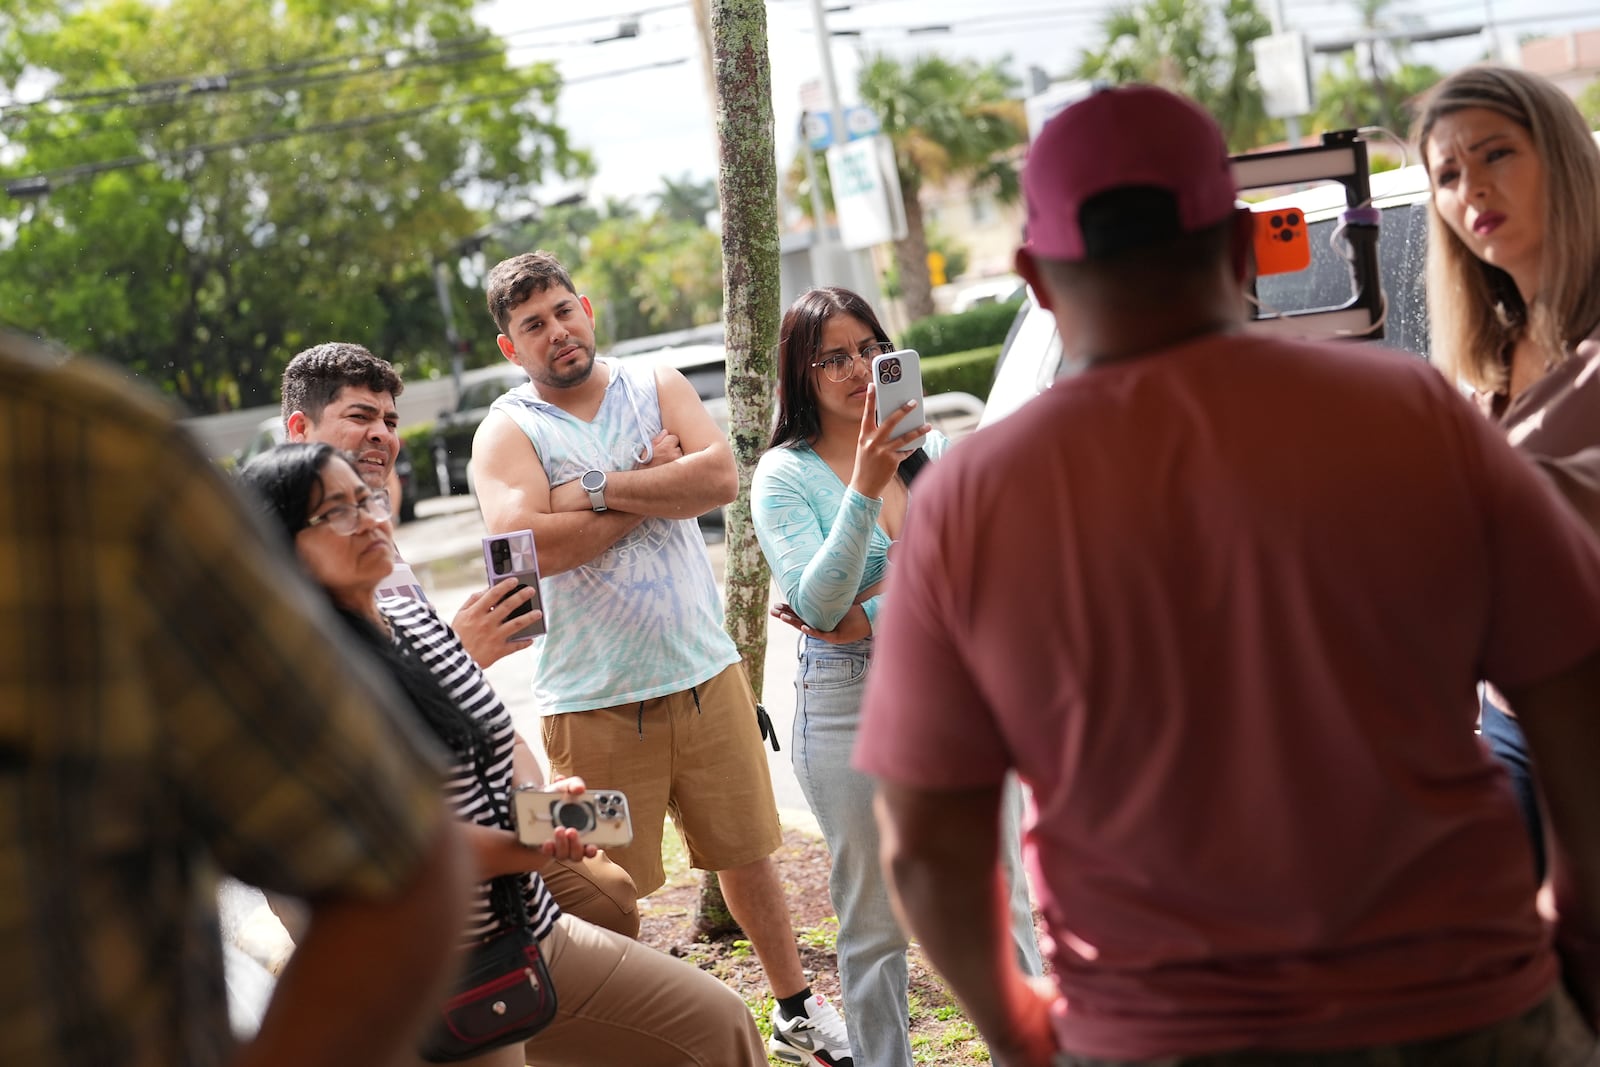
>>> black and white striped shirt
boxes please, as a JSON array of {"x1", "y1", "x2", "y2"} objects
[{"x1": 380, "y1": 596, "x2": 560, "y2": 942}]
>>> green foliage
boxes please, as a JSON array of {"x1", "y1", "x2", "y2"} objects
[
  {"x1": 901, "y1": 298, "x2": 1023, "y2": 358},
  {"x1": 653, "y1": 172, "x2": 720, "y2": 228},
  {"x1": 1312, "y1": 54, "x2": 1443, "y2": 135},
  {"x1": 0, "y1": 0, "x2": 589, "y2": 414},
  {"x1": 855, "y1": 53, "x2": 1027, "y2": 319},
  {"x1": 1073, "y1": 0, "x2": 1281, "y2": 151},
  {"x1": 880, "y1": 223, "x2": 969, "y2": 299},
  {"x1": 782, "y1": 53, "x2": 1024, "y2": 319},
  {"x1": 477, "y1": 192, "x2": 725, "y2": 349},
  {"x1": 400, "y1": 421, "x2": 440, "y2": 499},
  {"x1": 797, "y1": 917, "x2": 840, "y2": 952},
  {"x1": 858, "y1": 54, "x2": 1026, "y2": 200},
  {"x1": 1577, "y1": 78, "x2": 1600, "y2": 129},
  {"x1": 574, "y1": 213, "x2": 724, "y2": 345},
  {"x1": 921, "y1": 343, "x2": 1004, "y2": 400}
]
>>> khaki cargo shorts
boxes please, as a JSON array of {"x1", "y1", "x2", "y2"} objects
[{"x1": 541, "y1": 663, "x2": 783, "y2": 897}]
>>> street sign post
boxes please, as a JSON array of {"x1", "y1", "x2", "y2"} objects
[{"x1": 1253, "y1": 32, "x2": 1314, "y2": 119}]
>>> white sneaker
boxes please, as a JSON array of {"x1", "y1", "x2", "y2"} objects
[{"x1": 768, "y1": 993, "x2": 854, "y2": 1067}]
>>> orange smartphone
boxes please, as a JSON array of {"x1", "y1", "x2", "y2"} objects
[{"x1": 1253, "y1": 208, "x2": 1310, "y2": 276}]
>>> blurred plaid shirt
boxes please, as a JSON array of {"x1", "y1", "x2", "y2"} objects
[{"x1": 0, "y1": 335, "x2": 446, "y2": 1066}]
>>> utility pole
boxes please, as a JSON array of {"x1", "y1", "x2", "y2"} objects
[
  {"x1": 432, "y1": 257, "x2": 468, "y2": 399},
  {"x1": 804, "y1": 0, "x2": 861, "y2": 293}
]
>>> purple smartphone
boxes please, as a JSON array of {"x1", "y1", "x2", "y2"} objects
[{"x1": 481, "y1": 529, "x2": 546, "y2": 639}]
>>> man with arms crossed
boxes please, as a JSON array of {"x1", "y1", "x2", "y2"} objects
[
  {"x1": 0, "y1": 330, "x2": 471, "y2": 1066},
  {"x1": 472, "y1": 252, "x2": 854, "y2": 1067},
  {"x1": 282, "y1": 340, "x2": 641, "y2": 938},
  {"x1": 857, "y1": 86, "x2": 1600, "y2": 1066}
]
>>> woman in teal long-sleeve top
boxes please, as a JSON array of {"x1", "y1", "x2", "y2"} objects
[{"x1": 752, "y1": 287, "x2": 1040, "y2": 1067}]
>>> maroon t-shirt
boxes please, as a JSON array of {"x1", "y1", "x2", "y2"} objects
[{"x1": 857, "y1": 332, "x2": 1600, "y2": 1059}]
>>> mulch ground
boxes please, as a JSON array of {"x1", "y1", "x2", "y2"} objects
[{"x1": 636, "y1": 827, "x2": 1020, "y2": 1065}]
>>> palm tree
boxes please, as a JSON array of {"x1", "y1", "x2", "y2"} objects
[
  {"x1": 1311, "y1": 0, "x2": 1438, "y2": 133},
  {"x1": 1074, "y1": 0, "x2": 1279, "y2": 151},
  {"x1": 1312, "y1": 54, "x2": 1441, "y2": 134},
  {"x1": 654, "y1": 172, "x2": 720, "y2": 228},
  {"x1": 858, "y1": 53, "x2": 1027, "y2": 321}
]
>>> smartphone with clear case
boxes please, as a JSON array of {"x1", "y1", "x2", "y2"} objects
[
  {"x1": 512, "y1": 788, "x2": 633, "y2": 849},
  {"x1": 870, "y1": 348, "x2": 927, "y2": 451}
]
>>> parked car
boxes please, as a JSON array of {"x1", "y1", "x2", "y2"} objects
[
  {"x1": 430, "y1": 365, "x2": 531, "y2": 497},
  {"x1": 615, "y1": 342, "x2": 730, "y2": 534},
  {"x1": 981, "y1": 159, "x2": 1435, "y2": 429},
  {"x1": 950, "y1": 275, "x2": 1026, "y2": 315},
  {"x1": 234, "y1": 412, "x2": 418, "y2": 523},
  {"x1": 427, "y1": 343, "x2": 731, "y2": 535},
  {"x1": 233, "y1": 414, "x2": 284, "y2": 470}
]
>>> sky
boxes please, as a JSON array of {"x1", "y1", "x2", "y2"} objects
[{"x1": 475, "y1": 0, "x2": 1600, "y2": 209}]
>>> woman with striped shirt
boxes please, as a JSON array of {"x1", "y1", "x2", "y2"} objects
[{"x1": 241, "y1": 442, "x2": 767, "y2": 1067}]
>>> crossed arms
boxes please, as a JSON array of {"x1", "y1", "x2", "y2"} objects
[{"x1": 470, "y1": 366, "x2": 737, "y2": 575}]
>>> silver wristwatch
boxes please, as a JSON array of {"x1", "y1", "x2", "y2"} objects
[{"x1": 580, "y1": 468, "x2": 608, "y2": 512}]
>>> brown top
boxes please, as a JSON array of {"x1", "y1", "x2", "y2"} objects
[{"x1": 1479, "y1": 327, "x2": 1600, "y2": 535}]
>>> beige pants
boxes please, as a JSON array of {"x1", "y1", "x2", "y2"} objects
[
  {"x1": 520, "y1": 913, "x2": 767, "y2": 1066},
  {"x1": 539, "y1": 853, "x2": 640, "y2": 940},
  {"x1": 1053, "y1": 989, "x2": 1600, "y2": 1066},
  {"x1": 542, "y1": 664, "x2": 783, "y2": 897}
]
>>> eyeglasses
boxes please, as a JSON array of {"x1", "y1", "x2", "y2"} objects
[
  {"x1": 305, "y1": 490, "x2": 392, "y2": 535},
  {"x1": 810, "y1": 341, "x2": 896, "y2": 383}
]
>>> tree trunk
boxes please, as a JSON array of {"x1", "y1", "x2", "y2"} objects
[
  {"x1": 699, "y1": 0, "x2": 781, "y2": 941},
  {"x1": 894, "y1": 177, "x2": 936, "y2": 321}
]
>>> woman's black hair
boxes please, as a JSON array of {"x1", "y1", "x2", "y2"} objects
[
  {"x1": 335, "y1": 607, "x2": 492, "y2": 768},
  {"x1": 768, "y1": 286, "x2": 929, "y2": 485},
  {"x1": 237, "y1": 441, "x2": 490, "y2": 764},
  {"x1": 237, "y1": 441, "x2": 339, "y2": 543}
]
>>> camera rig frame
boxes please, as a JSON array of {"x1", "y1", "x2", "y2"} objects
[{"x1": 1233, "y1": 129, "x2": 1386, "y2": 342}]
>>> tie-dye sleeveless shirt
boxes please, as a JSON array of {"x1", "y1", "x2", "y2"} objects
[{"x1": 490, "y1": 358, "x2": 739, "y2": 714}]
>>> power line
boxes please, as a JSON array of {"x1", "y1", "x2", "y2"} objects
[
  {"x1": 0, "y1": 41, "x2": 511, "y2": 131},
  {"x1": 0, "y1": 4, "x2": 687, "y2": 115},
  {"x1": 3, "y1": 58, "x2": 688, "y2": 198},
  {"x1": 3, "y1": 19, "x2": 676, "y2": 143},
  {"x1": 2, "y1": 27, "x2": 639, "y2": 141}
]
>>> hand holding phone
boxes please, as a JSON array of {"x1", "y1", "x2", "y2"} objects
[
  {"x1": 871, "y1": 349, "x2": 928, "y2": 452},
  {"x1": 481, "y1": 530, "x2": 545, "y2": 640},
  {"x1": 512, "y1": 787, "x2": 633, "y2": 849}
]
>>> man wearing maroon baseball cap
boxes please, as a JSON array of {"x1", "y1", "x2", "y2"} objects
[{"x1": 855, "y1": 84, "x2": 1600, "y2": 1065}]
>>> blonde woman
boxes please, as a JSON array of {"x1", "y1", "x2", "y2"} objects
[{"x1": 1415, "y1": 64, "x2": 1600, "y2": 880}]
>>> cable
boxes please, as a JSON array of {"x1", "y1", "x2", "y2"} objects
[
  {"x1": 1358, "y1": 125, "x2": 1411, "y2": 171},
  {"x1": 0, "y1": 42, "x2": 510, "y2": 130},
  {"x1": 3, "y1": 58, "x2": 688, "y2": 197},
  {"x1": 8, "y1": 24, "x2": 673, "y2": 145},
  {"x1": 0, "y1": 3, "x2": 687, "y2": 113}
]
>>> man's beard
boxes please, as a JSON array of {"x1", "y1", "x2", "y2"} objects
[{"x1": 536, "y1": 343, "x2": 596, "y2": 390}]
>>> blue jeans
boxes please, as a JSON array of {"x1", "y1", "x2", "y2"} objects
[
  {"x1": 793, "y1": 636, "x2": 1042, "y2": 1067},
  {"x1": 1481, "y1": 690, "x2": 1545, "y2": 882}
]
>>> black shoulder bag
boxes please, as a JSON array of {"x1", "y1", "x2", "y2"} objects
[{"x1": 418, "y1": 870, "x2": 559, "y2": 1062}]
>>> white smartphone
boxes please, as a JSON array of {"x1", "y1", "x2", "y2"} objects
[
  {"x1": 481, "y1": 530, "x2": 546, "y2": 640},
  {"x1": 870, "y1": 348, "x2": 927, "y2": 451},
  {"x1": 511, "y1": 788, "x2": 634, "y2": 849}
]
